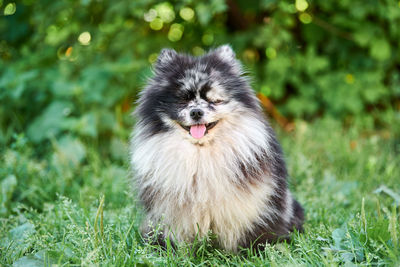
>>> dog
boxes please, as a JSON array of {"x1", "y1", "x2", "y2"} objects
[{"x1": 130, "y1": 45, "x2": 304, "y2": 252}]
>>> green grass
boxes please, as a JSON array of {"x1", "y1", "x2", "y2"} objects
[{"x1": 1, "y1": 118, "x2": 399, "y2": 266}]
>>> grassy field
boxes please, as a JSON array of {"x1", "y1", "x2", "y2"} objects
[{"x1": 1, "y1": 118, "x2": 399, "y2": 266}]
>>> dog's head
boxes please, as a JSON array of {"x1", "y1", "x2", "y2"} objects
[{"x1": 136, "y1": 45, "x2": 260, "y2": 144}]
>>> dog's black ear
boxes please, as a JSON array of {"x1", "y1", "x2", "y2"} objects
[
  {"x1": 156, "y1": 48, "x2": 177, "y2": 67},
  {"x1": 214, "y1": 45, "x2": 236, "y2": 62}
]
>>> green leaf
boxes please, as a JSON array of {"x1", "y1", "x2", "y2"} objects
[
  {"x1": 374, "y1": 185, "x2": 400, "y2": 206},
  {"x1": 27, "y1": 101, "x2": 73, "y2": 143},
  {"x1": 9, "y1": 222, "x2": 35, "y2": 242},
  {"x1": 195, "y1": 3, "x2": 212, "y2": 25},
  {"x1": 53, "y1": 135, "x2": 86, "y2": 167},
  {"x1": 110, "y1": 137, "x2": 128, "y2": 161},
  {"x1": 12, "y1": 255, "x2": 43, "y2": 267},
  {"x1": 210, "y1": 0, "x2": 227, "y2": 13},
  {"x1": 261, "y1": 0, "x2": 278, "y2": 9},
  {"x1": 0, "y1": 175, "x2": 17, "y2": 215},
  {"x1": 62, "y1": 113, "x2": 98, "y2": 137},
  {"x1": 13, "y1": 250, "x2": 59, "y2": 267},
  {"x1": 332, "y1": 227, "x2": 346, "y2": 249},
  {"x1": 370, "y1": 39, "x2": 391, "y2": 61}
]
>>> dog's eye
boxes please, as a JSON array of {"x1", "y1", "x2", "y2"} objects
[
  {"x1": 211, "y1": 99, "x2": 223, "y2": 105},
  {"x1": 180, "y1": 91, "x2": 195, "y2": 101}
]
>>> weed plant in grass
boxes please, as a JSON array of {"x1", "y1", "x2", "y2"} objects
[{"x1": 1, "y1": 118, "x2": 399, "y2": 266}]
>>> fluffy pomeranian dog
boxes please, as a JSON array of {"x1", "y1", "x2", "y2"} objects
[{"x1": 131, "y1": 45, "x2": 304, "y2": 252}]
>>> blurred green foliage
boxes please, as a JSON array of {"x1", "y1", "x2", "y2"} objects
[{"x1": 1, "y1": 0, "x2": 399, "y2": 150}]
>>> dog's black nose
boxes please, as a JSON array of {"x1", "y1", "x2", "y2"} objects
[{"x1": 190, "y1": 109, "x2": 204, "y2": 120}]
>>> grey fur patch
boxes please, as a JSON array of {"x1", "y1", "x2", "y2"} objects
[{"x1": 156, "y1": 48, "x2": 177, "y2": 66}]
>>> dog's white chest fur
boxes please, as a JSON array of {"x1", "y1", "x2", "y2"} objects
[{"x1": 132, "y1": 117, "x2": 279, "y2": 251}]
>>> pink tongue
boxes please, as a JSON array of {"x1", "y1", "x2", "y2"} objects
[{"x1": 190, "y1": 124, "x2": 206, "y2": 139}]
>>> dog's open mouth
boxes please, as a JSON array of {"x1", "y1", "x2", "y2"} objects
[{"x1": 179, "y1": 121, "x2": 218, "y2": 139}]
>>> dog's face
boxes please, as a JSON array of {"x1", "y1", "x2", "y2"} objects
[{"x1": 136, "y1": 45, "x2": 259, "y2": 144}]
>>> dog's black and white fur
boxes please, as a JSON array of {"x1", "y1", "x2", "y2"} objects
[{"x1": 130, "y1": 45, "x2": 304, "y2": 252}]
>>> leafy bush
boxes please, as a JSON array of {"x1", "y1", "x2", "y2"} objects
[{"x1": 1, "y1": 0, "x2": 399, "y2": 149}]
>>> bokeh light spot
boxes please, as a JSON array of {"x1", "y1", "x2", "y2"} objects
[
  {"x1": 124, "y1": 19, "x2": 134, "y2": 29},
  {"x1": 65, "y1": 47, "x2": 73, "y2": 57},
  {"x1": 156, "y1": 2, "x2": 175, "y2": 23},
  {"x1": 150, "y1": 18, "x2": 163, "y2": 30},
  {"x1": 261, "y1": 85, "x2": 272, "y2": 96},
  {"x1": 78, "y1": 31, "x2": 91, "y2": 45},
  {"x1": 295, "y1": 0, "x2": 309, "y2": 12},
  {"x1": 192, "y1": 46, "x2": 205, "y2": 56},
  {"x1": 180, "y1": 7, "x2": 194, "y2": 21},
  {"x1": 4, "y1": 2, "x2": 16, "y2": 15},
  {"x1": 148, "y1": 53, "x2": 158, "y2": 64},
  {"x1": 288, "y1": 4, "x2": 297, "y2": 13},
  {"x1": 243, "y1": 49, "x2": 259, "y2": 63},
  {"x1": 144, "y1": 9, "x2": 157, "y2": 22},
  {"x1": 345, "y1": 74, "x2": 355, "y2": 84},
  {"x1": 265, "y1": 47, "x2": 277, "y2": 59},
  {"x1": 202, "y1": 33, "x2": 214, "y2": 46},
  {"x1": 168, "y1": 23, "x2": 184, "y2": 42},
  {"x1": 299, "y1": 13, "x2": 312, "y2": 24}
]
